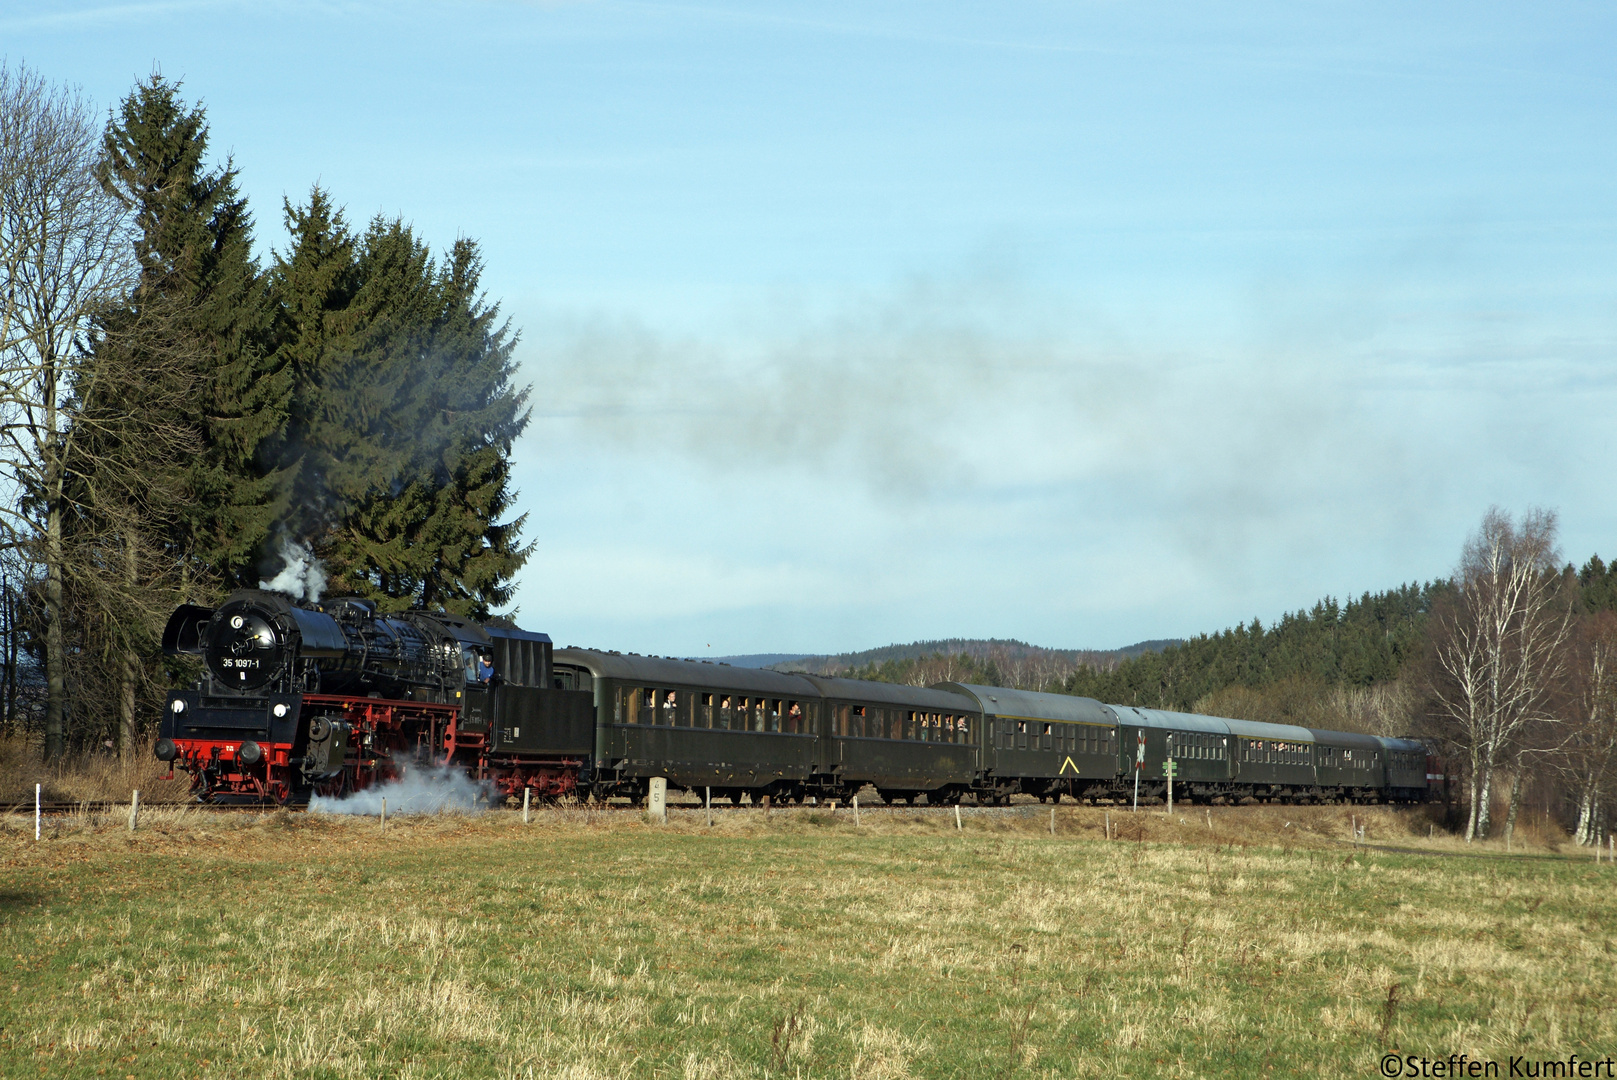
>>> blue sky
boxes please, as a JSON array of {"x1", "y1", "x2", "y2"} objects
[{"x1": 7, "y1": 1, "x2": 1616, "y2": 655}]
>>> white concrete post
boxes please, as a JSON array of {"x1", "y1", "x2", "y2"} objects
[
  {"x1": 523, "y1": 786, "x2": 530, "y2": 824},
  {"x1": 955, "y1": 804, "x2": 962, "y2": 830},
  {"x1": 705, "y1": 786, "x2": 712, "y2": 827},
  {"x1": 381, "y1": 797, "x2": 387, "y2": 831},
  {"x1": 128, "y1": 790, "x2": 140, "y2": 832},
  {"x1": 35, "y1": 783, "x2": 41, "y2": 840},
  {"x1": 648, "y1": 777, "x2": 667, "y2": 823},
  {"x1": 853, "y1": 795, "x2": 860, "y2": 827}
]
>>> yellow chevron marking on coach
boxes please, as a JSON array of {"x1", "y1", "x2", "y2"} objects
[{"x1": 1060, "y1": 756, "x2": 1078, "y2": 775}]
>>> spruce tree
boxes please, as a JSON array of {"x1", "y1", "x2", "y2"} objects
[
  {"x1": 269, "y1": 188, "x2": 369, "y2": 555},
  {"x1": 98, "y1": 75, "x2": 286, "y2": 589},
  {"x1": 270, "y1": 192, "x2": 530, "y2": 617}
]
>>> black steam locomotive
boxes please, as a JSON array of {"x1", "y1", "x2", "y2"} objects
[
  {"x1": 158, "y1": 589, "x2": 1440, "y2": 806},
  {"x1": 156, "y1": 590, "x2": 590, "y2": 803}
]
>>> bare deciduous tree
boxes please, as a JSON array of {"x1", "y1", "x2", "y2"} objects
[
  {"x1": 0, "y1": 62, "x2": 136, "y2": 760},
  {"x1": 1566, "y1": 611, "x2": 1617, "y2": 847},
  {"x1": 1428, "y1": 507, "x2": 1574, "y2": 841}
]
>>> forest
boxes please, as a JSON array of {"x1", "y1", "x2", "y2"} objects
[{"x1": 0, "y1": 66, "x2": 530, "y2": 764}]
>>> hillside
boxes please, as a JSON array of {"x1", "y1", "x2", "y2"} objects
[{"x1": 770, "y1": 637, "x2": 1179, "y2": 691}]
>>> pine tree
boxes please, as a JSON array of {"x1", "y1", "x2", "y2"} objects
[
  {"x1": 269, "y1": 188, "x2": 374, "y2": 559},
  {"x1": 98, "y1": 75, "x2": 286, "y2": 589},
  {"x1": 270, "y1": 193, "x2": 531, "y2": 617}
]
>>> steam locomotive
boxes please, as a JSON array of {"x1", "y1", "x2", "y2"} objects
[{"x1": 157, "y1": 589, "x2": 1442, "y2": 807}]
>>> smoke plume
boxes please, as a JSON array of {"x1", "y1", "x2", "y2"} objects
[
  {"x1": 308, "y1": 761, "x2": 497, "y2": 816},
  {"x1": 258, "y1": 538, "x2": 328, "y2": 602}
]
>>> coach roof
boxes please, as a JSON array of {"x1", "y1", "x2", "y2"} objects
[
  {"x1": 1116, "y1": 706, "x2": 1234, "y2": 736},
  {"x1": 796, "y1": 675, "x2": 981, "y2": 712},
  {"x1": 934, "y1": 684, "x2": 1115, "y2": 725},
  {"x1": 553, "y1": 648, "x2": 818, "y2": 696}
]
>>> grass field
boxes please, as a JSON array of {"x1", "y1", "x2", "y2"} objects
[{"x1": 1, "y1": 802, "x2": 1613, "y2": 1080}]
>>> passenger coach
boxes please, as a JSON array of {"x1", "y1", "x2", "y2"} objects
[{"x1": 551, "y1": 649, "x2": 981, "y2": 805}]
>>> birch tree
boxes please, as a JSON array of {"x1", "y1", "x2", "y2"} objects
[
  {"x1": 1567, "y1": 611, "x2": 1617, "y2": 847},
  {"x1": 0, "y1": 63, "x2": 135, "y2": 760},
  {"x1": 1429, "y1": 507, "x2": 1574, "y2": 841}
]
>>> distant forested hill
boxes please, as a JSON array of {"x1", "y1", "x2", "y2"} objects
[{"x1": 771, "y1": 637, "x2": 1179, "y2": 691}]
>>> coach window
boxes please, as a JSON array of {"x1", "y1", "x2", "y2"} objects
[
  {"x1": 616, "y1": 687, "x2": 633, "y2": 723},
  {"x1": 786, "y1": 701, "x2": 802, "y2": 734},
  {"x1": 718, "y1": 695, "x2": 734, "y2": 729}
]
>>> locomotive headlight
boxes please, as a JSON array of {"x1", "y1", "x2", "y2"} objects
[
  {"x1": 170, "y1": 699, "x2": 186, "y2": 714},
  {"x1": 272, "y1": 703, "x2": 289, "y2": 718},
  {"x1": 231, "y1": 615, "x2": 245, "y2": 629}
]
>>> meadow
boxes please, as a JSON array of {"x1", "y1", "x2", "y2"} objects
[{"x1": 1, "y1": 801, "x2": 1612, "y2": 1080}]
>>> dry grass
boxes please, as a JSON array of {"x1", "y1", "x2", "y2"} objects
[
  {"x1": 0, "y1": 733, "x2": 192, "y2": 804},
  {"x1": 1, "y1": 802, "x2": 1612, "y2": 1079}
]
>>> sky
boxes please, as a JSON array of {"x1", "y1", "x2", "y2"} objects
[{"x1": 6, "y1": 1, "x2": 1616, "y2": 656}]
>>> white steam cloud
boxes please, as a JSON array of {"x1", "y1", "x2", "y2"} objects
[
  {"x1": 259, "y1": 539, "x2": 328, "y2": 602},
  {"x1": 308, "y1": 761, "x2": 497, "y2": 816}
]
